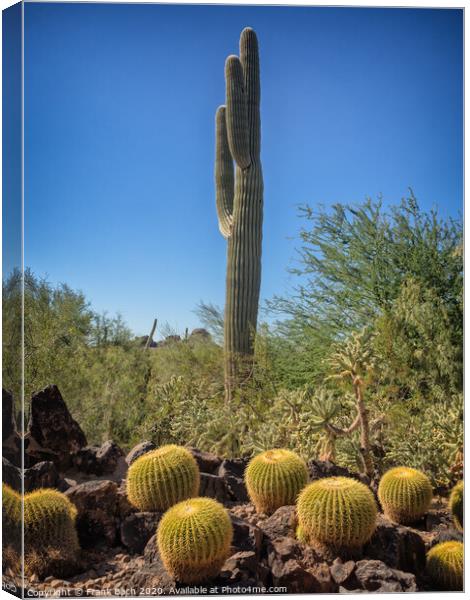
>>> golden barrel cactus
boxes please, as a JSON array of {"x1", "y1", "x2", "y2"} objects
[
  {"x1": 449, "y1": 480, "x2": 463, "y2": 531},
  {"x1": 378, "y1": 466, "x2": 433, "y2": 524},
  {"x1": 126, "y1": 444, "x2": 200, "y2": 511},
  {"x1": 426, "y1": 541, "x2": 463, "y2": 590},
  {"x1": 245, "y1": 448, "x2": 308, "y2": 514},
  {"x1": 157, "y1": 497, "x2": 233, "y2": 584},
  {"x1": 297, "y1": 476, "x2": 377, "y2": 551}
]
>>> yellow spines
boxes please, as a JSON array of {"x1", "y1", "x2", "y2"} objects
[
  {"x1": 297, "y1": 477, "x2": 377, "y2": 551},
  {"x1": 24, "y1": 488, "x2": 79, "y2": 553},
  {"x1": 426, "y1": 541, "x2": 463, "y2": 590},
  {"x1": 126, "y1": 444, "x2": 200, "y2": 511},
  {"x1": 157, "y1": 497, "x2": 233, "y2": 584},
  {"x1": 245, "y1": 448, "x2": 308, "y2": 515},
  {"x1": 449, "y1": 480, "x2": 463, "y2": 530},
  {"x1": 378, "y1": 466, "x2": 433, "y2": 524},
  {"x1": 2, "y1": 483, "x2": 21, "y2": 550}
]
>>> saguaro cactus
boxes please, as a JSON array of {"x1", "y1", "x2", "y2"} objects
[{"x1": 215, "y1": 28, "x2": 263, "y2": 400}]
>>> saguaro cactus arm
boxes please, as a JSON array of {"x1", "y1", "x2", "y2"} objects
[{"x1": 215, "y1": 106, "x2": 234, "y2": 239}]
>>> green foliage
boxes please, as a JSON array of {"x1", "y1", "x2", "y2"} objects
[
  {"x1": 378, "y1": 466, "x2": 433, "y2": 524},
  {"x1": 126, "y1": 445, "x2": 200, "y2": 511},
  {"x1": 297, "y1": 477, "x2": 377, "y2": 551},
  {"x1": 245, "y1": 449, "x2": 308, "y2": 515},
  {"x1": 426, "y1": 541, "x2": 463, "y2": 591},
  {"x1": 24, "y1": 489, "x2": 79, "y2": 565},
  {"x1": 449, "y1": 481, "x2": 463, "y2": 531},
  {"x1": 157, "y1": 497, "x2": 233, "y2": 583}
]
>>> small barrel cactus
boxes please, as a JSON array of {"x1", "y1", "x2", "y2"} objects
[
  {"x1": 297, "y1": 476, "x2": 377, "y2": 551},
  {"x1": 449, "y1": 480, "x2": 463, "y2": 531},
  {"x1": 2, "y1": 483, "x2": 21, "y2": 550},
  {"x1": 426, "y1": 541, "x2": 463, "y2": 590},
  {"x1": 245, "y1": 448, "x2": 308, "y2": 514},
  {"x1": 157, "y1": 497, "x2": 233, "y2": 583},
  {"x1": 24, "y1": 488, "x2": 79, "y2": 573},
  {"x1": 378, "y1": 466, "x2": 433, "y2": 524},
  {"x1": 126, "y1": 444, "x2": 200, "y2": 511}
]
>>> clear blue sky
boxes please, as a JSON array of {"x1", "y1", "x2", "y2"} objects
[{"x1": 23, "y1": 3, "x2": 463, "y2": 336}]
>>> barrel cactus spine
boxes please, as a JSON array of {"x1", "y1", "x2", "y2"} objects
[
  {"x1": 215, "y1": 27, "x2": 263, "y2": 401},
  {"x1": 126, "y1": 444, "x2": 200, "y2": 511},
  {"x1": 378, "y1": 466, "x2": 433, "y2": 524},
  {"x1": 297, "y1": 477, "x2": 377, "y2": 552},
  {"x1": 157, "y1": 497, "x2": 233, "y2": 583},
  {"x1": 426, "y1": 541, "x2": 463, "y2": 591},
  {"x1": 449, "y1": 480, "x2": 463, "y2": 531},
  {"x1": 245, "y1": 448, "x2": 308, "y2": 514}
]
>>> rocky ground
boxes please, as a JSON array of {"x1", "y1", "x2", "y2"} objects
[{"x1": 2, "y1": 386, "x2": 463, "y2": 596}]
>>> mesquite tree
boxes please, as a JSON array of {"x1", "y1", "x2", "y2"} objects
[{"x1": 214, "y1": 28, "x2": 263, "y2": 401}]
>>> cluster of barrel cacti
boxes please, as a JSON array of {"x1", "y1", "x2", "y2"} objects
[{"x1": 2, "y1": 483, "x2": 80, "y2": 575}]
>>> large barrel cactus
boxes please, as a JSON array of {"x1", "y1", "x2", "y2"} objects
[
  {"x1": 215, "y1": 28, "x2": 263, "y2": 399},
  {"x1": 126, "y1": 444, "x2": 200, "y2": 511},
  {"x1": 24, "y1": 488, "x2": 79, "y2": 574},
  {"x1": 157, "y1": 497, "x2": 233, "y2": 584},
  {"x1": 297, "y1": 477, "x2": 377, "y2": 552},
  {"x1": 245, "y1": 448, "x2": 308, "y2": 514},
  {"x1": 449, "y1": 480, "x2": 463, "y2": 531},
  {"x1": 426, "y1": 541, "x2": 463, "y2": 590},
  {"x1": 378, "y1": 466, "x2": 433, "y2": 524}
]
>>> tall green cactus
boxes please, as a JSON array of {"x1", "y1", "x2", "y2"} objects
[{"x1": 215, "y1": 28, "x2": 263, "y2": 400}]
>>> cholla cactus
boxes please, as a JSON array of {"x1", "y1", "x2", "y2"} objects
[
  {"x1": 297, "y1": 476, "x2": 377, "y2": 551},
  {"x1": 126, "y1": 444, "x2": 200, "y2": 511},
  {"x1": 326, "y1": 329, "x2": 376, "y2": 476},
  {"x1": 426, "y1": 541, "x2": 463, "y2": 590},
  {"x1": 215, "y1": 28, "x2": 263, "y2": 401},
  {"x1": 157, "y1": 497, "x2": 233, "y2": 583},
  {"x1": 378, "y1": 466, "x2": 433, "y2": 524},
  {"x1": 245, "y1": 448, "x2": 308, "y2": 514},
  {"x1": 449, "y1": 480, "x2": 463, "y2": 530}
]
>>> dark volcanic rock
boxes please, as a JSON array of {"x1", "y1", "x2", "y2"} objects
[
  {"x1": 200, "y1": 472, "x2": 230, "y2": 502},
  {"x1": 258, "y1": 505, "x2": 297, "y2": 540},
  {"x1": 72, "y1": 440, "x2": 126, "y2": 476},
  {"x1": 2, "y1": 456, "x2": 21, "y2": 491},
  {"x1": 217, "y1": 551, "x2": 261, "y2": 584},
  {"x1": 230, "y1": 515, "x2": 263, "y2": 556},
  {"x1": 267, "y1": 536, "x2": 334, "y2": 593},
  {"x1": 218, "y1": 458, "x2": 249, "y2": 502},
  {"x1": 2, "y1": 389, "x2": 21, "y2": 466},
  {"x1": 133, "y1": 538, "x2": 176, "y2": 592},
  {"x1": 25, "y1": 385, "x2": 87, "y2": 469},
  {"x1": 330, "y1": 559, "x2": 356, "y2": 586},
  {"x1": 188, "y1": 447, "x2": 221, "y2": 474},
  {"x1": 125, "y1": 441, "x2": 156, "y2": 465},
  {"x1": 65, "y1": 480, "x2": 120, "y2": 547},
  {"x1": 120, "y1": 512, "x2": 162, "y2": 554},
  {"x1": 364, "y1": 514, "x2": 426, "y2": 574},
  {"x1": 307, "y1": 460, "x2": 365, "y2": 483},
  {"x1": 352, "y1": 560, "x2": 417, "y2": 592},
  {"x1": 24, "y1": 460, "x2": 62, "y2": 492}
]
